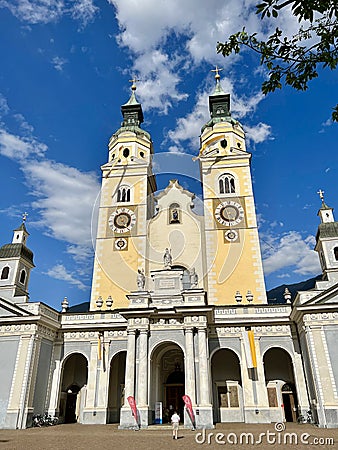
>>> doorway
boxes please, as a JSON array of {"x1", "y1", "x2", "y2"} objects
[
  {"x1": 165, "y1": 368, "x2": 185, "y2": 419},
  {"x1": 107, "y1": 351, "x2": 126, "y2": 423},
  {"x1": 150, "y1": 343, "x2": 185, "y2": 424},
  {"x1": 263, "y1": 348, "x2": 299, "y2": 423},
  {"x1": 282, "y1": 384, "x2": 298, "y2": 422},
  {"x1": 59, "y1": 353, "x2": 88, "y2": 424},
  {"x1": 65, "y1": 385, "x2": 80, "y2": 423}
]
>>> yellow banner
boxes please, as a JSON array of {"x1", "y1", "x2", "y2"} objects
[
  {"x1": 247, "y1": 330, "x2": 257, "y2": 368},
  {"x1": 98, "y1": 334, "x2": 102, "y2": 360}
]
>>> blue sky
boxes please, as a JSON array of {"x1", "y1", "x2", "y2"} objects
[{"x1": 0, "y1": 0, "x2": 337, "y2": 311}]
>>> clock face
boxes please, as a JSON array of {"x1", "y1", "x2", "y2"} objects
[
  {"x1": 215, "y1": 201, "x2": 244, "y2": 227},
  {"x1": 109, "y1": 208, "x2": 136, "y2": 233},
  {"x1": 224, "y1": 229, "x2": 238, "y2": 242}
]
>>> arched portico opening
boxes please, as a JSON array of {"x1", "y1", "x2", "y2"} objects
[
  {"x1": 150, "y1": 342, "x2": 185, "y2": 424},
  {"x1": 59, "y1": 353, "x2": 88, "y2": 424},
  {"x1": 263, "y1": 347, "x2": 298, "y2": 422},
  {"x1": 211, "y1": 349, "x2": 243, "y2": 423},
  {"x1": 107, "y1": 351, "x2": 126, "y2": 423}
]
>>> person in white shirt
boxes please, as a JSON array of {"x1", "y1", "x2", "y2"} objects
[{"x1": 171, "y1": 411, "x2": 180, "y2": 440}]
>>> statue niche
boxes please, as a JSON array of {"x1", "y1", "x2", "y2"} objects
[{"x1": 169, "y1": 203, "x2": 180, "y2": 224}]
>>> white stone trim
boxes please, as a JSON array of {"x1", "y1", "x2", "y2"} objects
[{"x1": 320, "y1": 328, "x2": 338, "y2": 399}]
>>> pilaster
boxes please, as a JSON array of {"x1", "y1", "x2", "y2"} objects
[{"x1": 196, "y1": 325, "x2": 213, "y2": 428}]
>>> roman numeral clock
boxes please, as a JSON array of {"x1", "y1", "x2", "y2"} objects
[{"x1": 214, "y1": 199, "x2": 246, "y2": 243}]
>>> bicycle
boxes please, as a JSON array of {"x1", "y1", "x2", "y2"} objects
[{"x1": 297, "y1": 410, "x2": 313, "y2": 424}]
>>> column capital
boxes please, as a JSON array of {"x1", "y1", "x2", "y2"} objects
[
  {"x1": 184, "y1": 326, "x2": 194, "y2": 334},
  {"x1": 139, "y1": 328, "x2": 149, "y2": 335},
  {"x1": 197, "y1": 326, "x2": 208, "y2": 333}
]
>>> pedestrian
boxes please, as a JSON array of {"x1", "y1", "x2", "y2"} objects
[{"x1": 171, "y1": 410, "x2": 180, "y2": 440}]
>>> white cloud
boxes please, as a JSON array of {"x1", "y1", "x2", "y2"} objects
[
  {"x1": 262, "y1": 231, "x2": 321, "y2": 276},
  {"x1": 167, "y1": 90, "x2": 209, "y2": 150},
  {"x1": 320, "y1": 117, "x2": 333, "y2": 133},
  {"x1": 244, "y1": 122, "x2": 272, "y2": 144},
  {"x1": 45, "y1": 264, "x2": 88, "y2": 290},
  {"x1": 13, "y1": 113, "x2": 34, "y2": 133},
  {"x1": 0, "y1": 97, "x2": 100, "y2": 290},
  {"x1": 110, "y1": 0, "x2": 262, "y2": 57},
  {"x1": 52, "y1": 56, "x2": 68, "y2": 72},
  {"x1": 24, "y1": 159, "x2": 100, "y2": 246},
  {"x1": 0, "y1": 130, "x2": 47, "y2": 160},
  {"x1": 167, "y1": 80, "x2": 271, "y2": 149},
  {"x1": 109, "y1": 0, "x2": 299, "y2": 116},
  {"x1": 133, "y1": 50, "x2": 188, "y2": 113},
  {"x1": 71, "y1": 0, "x2": 98, "y2": 26},
  {"x1": 0, "y1": 93, "x2": 9, "y2": 117},
  {"x1": 0, "y1": 0, "x2": 98, "y2": 26},
  {"x1": 0, "y1": 0, "x2": 64, "y2": 24}
]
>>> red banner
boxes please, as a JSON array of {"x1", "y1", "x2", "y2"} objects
[
  {"x1": 127, "y1": 396, "x2": 138, "y2": 424},
  {"x1": 182, "y1": 394, "x2": 195, "y2": 427}
]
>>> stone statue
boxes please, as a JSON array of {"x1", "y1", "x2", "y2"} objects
[
  {"x1": 137, "y1": 268, "x2": 145, "y2": 290},
  {"x1": 170, "y1": 208, "x2": 179, "y2": 223},
  {"x1": 163, "y1": 248, "x2": 172, "y2": 269},
  {"x1": 190, "y1": 267, "x2": 198, "y2": 288}
]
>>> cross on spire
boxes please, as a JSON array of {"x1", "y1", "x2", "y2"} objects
[
  {"x1": 317, "y1": 189, "x2": 325, "y2": 202},
  {"x1": 22, "y1": 212, "x2": 28, "y2": 223},
  {"x1": 129, "y1": 76, "x2": 140, "y2": 91},
  {"x1": 211, "y1": 65, "x2": 223, "y2": 80}
]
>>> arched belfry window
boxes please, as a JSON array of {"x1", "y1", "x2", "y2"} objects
[
  {"x1": 219, "y1": 173, "x2": 236, "y2": 194},
  {"x1": 19, "y1": 269, "x2": 26, "y2": 284},
  {"x1": 334, "y1": 247, "x2": 338, "y2": 261},
  {"x1": 169, "y1": 203, "x2": 180, "y2": 224},
  {"x1": 1, "y1": 266, "x2": 9, "y2": 280},
  {"x1": 117, "y1": 185, "x2": 131, "y2": 203}
]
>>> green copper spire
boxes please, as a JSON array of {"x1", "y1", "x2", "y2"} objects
[
  {"x1": 113, "y1": 77, "x2": 150, "y2": 140},
  {"x1": 201, "y1": 67, "x2": 238, "y2": 133},
  {"x1": 121, "y1": 77, "x2": 144, "y2": 127}
]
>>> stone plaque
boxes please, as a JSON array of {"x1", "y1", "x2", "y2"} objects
[{"x1": 158, "y1": 278, "x2": 176, "y2": 289}]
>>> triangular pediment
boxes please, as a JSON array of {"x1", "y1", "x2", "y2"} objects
[
  {"x1": 302, "y1": 282, "x2": 338, "y2": 306},
  {"x1": 0, "y1": 297, "x2": 33, "y2": 317}
]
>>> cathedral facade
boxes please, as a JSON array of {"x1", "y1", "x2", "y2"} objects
[{"x1": 1, "y1": 74, "x2": 338, "y2": 429}]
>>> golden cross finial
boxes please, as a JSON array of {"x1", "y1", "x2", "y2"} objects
[
  {"x1": 129, "y1": 76, "x2": 140, "y2": 91},
  {"x1": 22, "y1": 212, "x2": 28, "y2": 222},
  {"x1": 317, "y1": 189, "x2": 325, "y2": 201},
  {"x1": 211, "y1": 66, "x2": 223, "y2": 80}
]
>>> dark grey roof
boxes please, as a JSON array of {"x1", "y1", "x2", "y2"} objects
[
  {"x1": 68, "y1": 301, "x2": 90, "y2": 313},
  {"x1": 0, "y1": 243, "x2": 34, "y2": 266},
  {"x1": 13, "y1": 222, "x2": 29, "y2": 234},
  {"x1": 316, "y1": 222, "x2": 338, "y2": 240}
]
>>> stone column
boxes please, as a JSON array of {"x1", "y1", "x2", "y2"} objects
[
  {"x1": 137, "y1": 329, "x2": 148, "y2": 407},
  {"x1": 198, "y1": 327, "x2": 210, "y2": 405},
  {"x1": 47, "y1": 343, "x2": 63, "y2": 416},
  {"x1": 137, "y1": 329, "x2": 149, "y2": 428},
  {"x1": 184, "y1": 327, "x2": 196, "y2": 404},
  {"x1": 82, "y1": 341, "x2": 104, "y2": 424},
  {"x1": 196, "y1": 326, "x2": 213, "y2": 428},
  {"x1": 124, "y1": 329, "x2": 136, "y2": 403},
  {"x1": 120, "y1": 328, "x2": 138, "y2": 429}
]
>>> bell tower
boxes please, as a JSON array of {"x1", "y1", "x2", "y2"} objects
[
  {"x1": 199, "y1": 69, "x2": 267, "y2": 305},
  {"x1": 90, "y1": 80, "x2": 156, "y2": 310},
  {"x1": 315, "y1": 190, "x2": 338, "y2": 283},
  {"x1": 0, "y1": 215, "x2": 35, "y2": 303}
]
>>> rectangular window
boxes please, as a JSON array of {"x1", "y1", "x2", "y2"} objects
[
  {"x1": 228, "y1": 385, "x2": 239, "y2": 407},
  {"x1": 218, "y1": 384, "x2": 239, "y2": 408},
  {"x1": 267, "y1": 387, "x2": 278, "y2": 407},
  {"x1": 218, "y1": 387, "x2": 228, "y2": 407}
]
